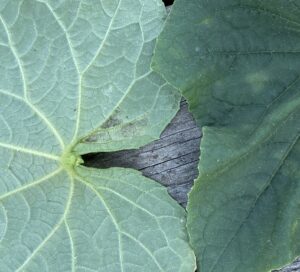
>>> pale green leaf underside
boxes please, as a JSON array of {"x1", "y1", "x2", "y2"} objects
[
  {"x1": 153, "y1": 0, "x2": 300, "y2": 272},
  {"x1": 0, "y1": 0, "x2": 195, "y2": 271}
]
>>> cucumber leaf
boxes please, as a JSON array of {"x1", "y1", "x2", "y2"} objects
[
  {"x1": 153, "y1": 0, "x2": 300, "y2": 271},
  {"x1": 0, "y1": 0, "x2": 196, "y2": 271}
]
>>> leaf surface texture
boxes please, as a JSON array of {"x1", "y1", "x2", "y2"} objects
[
  {"x1": 153, "y1": 0, "x2": 300, "y2": 271},
  {"x1": 0, "y1": 0, "x2": 195, "y2": 271}
]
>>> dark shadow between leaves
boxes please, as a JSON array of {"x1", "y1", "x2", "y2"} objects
[
  {"x1": 162, "y1": 0, "x2": 174, "y2": 6},
  {"x1": 82, "y1": 99, "x2": 201, "y2": 207}
]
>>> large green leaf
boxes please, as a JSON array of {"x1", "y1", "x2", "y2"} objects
[
  {"x1": 0, "y1": 0, "x2": 196, "y2": 271},
  {"x1": 153, "y1": 0, "x2": 300, "y2": 271}
]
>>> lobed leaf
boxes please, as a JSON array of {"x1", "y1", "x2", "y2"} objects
[
  {"x1": 0, "y1": 0, "x2": 196, "y2": 271},
  {"x1": 153, "y1": 0, "x2": 300, "y2": 271}
]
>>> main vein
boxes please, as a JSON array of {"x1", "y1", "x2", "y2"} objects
[
  {"x1": 0, "y1": 168, "x2": 62, "y2": 201},
  {"x1": 72, "y1": 0, "x2": 123, "y2": 142},
  {"x1": 0, "y1": 142, "x2": 60, "y2": 161},
  {"x1": 76, "y1": 175, "x2": 165, "y2": 272},
  {"x1": 0, "y1": 13, "x2": 65, "y2": 149},
  {"x1": 15, "y1": 177, "x2": 74, "y2": 272},
  {"x1": 209, "y1": 132, "x2": 300, "y2": 272},
  {"x1": 76, "y1": 176, "x2": 125, "y2": 272}
]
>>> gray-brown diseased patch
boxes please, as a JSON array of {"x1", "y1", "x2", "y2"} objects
[
  {"x1": 84, "y1": 135, "x2": 98, "y2": 143},
  {"x1": 83, "y1": 131, "x2": 111, "y2": 143},
  {"x1": 82, "y1": 117, "x2": 149, "y2": 144},
  {"x1": 101, "y1": 108, "x2": 122, "y2": 129},
  {"x1": 120, "y1": 119, "x2": 149, "y2": 137}
]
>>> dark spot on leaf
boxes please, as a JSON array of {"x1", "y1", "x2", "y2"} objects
[
  {"x1": 101, "y1": 108, "x2": 122, "y2": 129},
  {"x1": 162, "y1": 0, "x2": 174, "y2": 6},
  {"x1": 121, "y1": 119, "x2": 148, "y2": 137},
  {"x1": 101, "y1": 116, "x2": 122, "y2": 129},
  {"x1": 84, "y1": 135, "x2": 98, "y2": 143}
]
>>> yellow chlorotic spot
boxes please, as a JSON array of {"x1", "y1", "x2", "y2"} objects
[{"x1": 246, "y1": 72, "x2": 269, "y2": 92}]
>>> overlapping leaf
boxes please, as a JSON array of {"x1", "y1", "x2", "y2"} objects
[
  {"x1": 153, "y1": 0, "x2": 300, "y2": 271},
  {"x1": 0, "y1": 0, "x2": 196, "y2": 271}
]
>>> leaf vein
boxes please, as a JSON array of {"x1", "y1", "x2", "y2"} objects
[
  {"x1": 15, "y1": 177, "x2": 74, "y2": 272},
  {"x1": 0, "y1": 168, "x2": 62, "y2": 201},
  {"x1": 0, "y1": 142, "x2": 60, "y2": 161},
  {"x1": 0, "y1": 14, "x2": 26, "y2": 97},
  {"x1": 64, "y1": 219, "x2": 76, "y2": 272},
  {"x1": 76, "y1": 176, "x2": 124, "y2": 272},
  {"x1": 72, "y1": 0, "x2": 123, "y2": 141},
  {"x1": 209, "y1": 132, "x2": 300, "y2": 272}
]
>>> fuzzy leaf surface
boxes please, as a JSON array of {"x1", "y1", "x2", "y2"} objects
[{"x1": 0, "y1": 0, "x2": 196, "y2": 271}]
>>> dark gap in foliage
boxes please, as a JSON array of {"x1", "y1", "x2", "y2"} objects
[
  {"x1": 82, "y1": 151, "x2": 136, "y2": 170},
  {"x1": 162, "y1": 0, "x2": 174, "y2": 6},
  {"x1": 82, "y1": 99, "x2": 201, "y2": 208}
]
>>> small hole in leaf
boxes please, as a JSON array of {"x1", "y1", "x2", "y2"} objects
[{"x1": 162, "y1": 0, "x2": 174, "y2": 6}]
